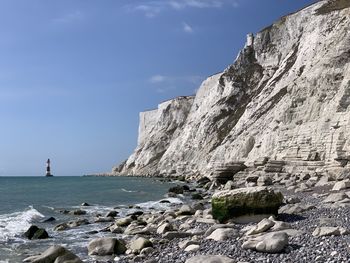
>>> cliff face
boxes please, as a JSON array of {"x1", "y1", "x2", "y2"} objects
[
  {"x1": 116, "y1": 0, "x2": 350, "y2": 178},
  {"x1": 114, "y1": 96, "x2": 194, "y2": 175}
]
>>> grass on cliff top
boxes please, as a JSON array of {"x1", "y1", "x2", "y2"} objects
[{"x1": 316, "y1": 0, "x2": 350, "y2": 15}]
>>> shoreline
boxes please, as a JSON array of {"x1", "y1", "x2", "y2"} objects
[{"x1": 19, "y1": 173, "x2": 350, "y2": 262}]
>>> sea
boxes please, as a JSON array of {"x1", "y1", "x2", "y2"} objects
[{"x1": 0, "y1": 176, "x2": 182, "y2": 262}]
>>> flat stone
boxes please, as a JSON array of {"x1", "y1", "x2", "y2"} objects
[
  {"x1": 312, "y1": 227, "x2": 348, "y2": 237},
  {"x1": 246, "y1": 218, "x2": 275, "y2": 235},
  {"x1": 184, "y1": 244, "x2": 200, "y2": 252},
  {"x1": 206, "y1": 228, "x2": 239, "y2": 241},
  {"x1": 242, "y1": 232, "x2": 288, "y2": 253}
]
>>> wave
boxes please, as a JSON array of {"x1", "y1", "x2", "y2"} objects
[
  {"x1": 120, "y1": 188, "x2": 139, "y2": 193},
  {"x1": 135, "y1": 197, "x2": 183, "y2": 210},
  {"x1": 0, "y1": 206, "x2": 44, "y2": 242}
]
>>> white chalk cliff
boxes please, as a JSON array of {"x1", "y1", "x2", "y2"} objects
[{"x1": 114, "y1": 0, "x2": 350, "y2": 179}]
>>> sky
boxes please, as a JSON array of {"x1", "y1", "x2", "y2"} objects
[{"x1": 0, "y1": 0, "x2": 317, "y2": 176}]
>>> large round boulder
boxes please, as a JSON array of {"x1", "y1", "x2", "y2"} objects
[{"x1": 212, "y1": 187, "x2": 283, "y2": 223}]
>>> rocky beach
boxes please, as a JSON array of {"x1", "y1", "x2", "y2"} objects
[{"x1": 22, "y1": 172, "x2": 350, "y2": 263}]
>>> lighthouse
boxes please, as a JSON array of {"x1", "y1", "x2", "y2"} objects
[{"x1": 46, "y1": 159, "x2": 53, "y2": 177}]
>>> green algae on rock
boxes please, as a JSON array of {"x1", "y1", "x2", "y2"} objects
[{"x1": 212, "y1": 187, "x2": 283, "y2": 223}]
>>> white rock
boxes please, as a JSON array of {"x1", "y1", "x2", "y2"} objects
[
  {"x1": 312, "y1": 227, "x2": 348, "y2": 237},
  {"x1": 323, "y1": 193, "x2": 348, "y2": 203},
  {"x1": 246, "y1": 218, "x2": 275, "y2": 235},
  {"x1": 156, "y1": 223, "x2": 173, "y2": 235},
  {"x1": 206, "y1": 228, "x2": 238, "y2": 241},
  {"x1": 242, "y1": 232, "x2": 289, "y2": 253},
  {"x1": 332, "y1": 180, "x2": 350, "y2": 191},
  {"x1": 184, "y1": 244, "x2": 200, "y2": 252}
]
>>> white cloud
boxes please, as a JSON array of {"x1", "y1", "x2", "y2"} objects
[
  {"x1": 149, "y1": 75, "x2": 168, "y2": 83},
  {"x1": 183, "y1": 22, "x2": 193, "y2": 33},
  {"x1": 126, "y1": 0, "x2": 239, "y2": 18},
  {"x1": 52, "y1": 11, "x2": 84, "y2": 24}
]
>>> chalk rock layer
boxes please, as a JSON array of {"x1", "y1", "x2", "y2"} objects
[{"x1": 115, "y1": 0, "x2": 350, "y2": 179}]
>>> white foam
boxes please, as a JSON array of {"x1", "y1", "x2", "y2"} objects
[
  {"x1": 0, "y1": 206, "x2": 44, "y2": 242},
  {"x1": 136, "y1": 197, "x2": 183, "y2": 210},
  {"x1": 121, "y1": 188, "x2": 138, "y2": 193}
]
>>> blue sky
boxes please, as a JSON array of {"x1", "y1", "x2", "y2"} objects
[{"x1": 0, "y1": 0, "x2": 316, "y2": 176}]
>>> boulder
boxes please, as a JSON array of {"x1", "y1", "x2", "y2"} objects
[
  {"x1": 211, "y1": 162, "x2": 247, "y2": 184},
  {"x1": 116, "y1": 217, "x2": 133, "y2": 227},
  {"x1": 24, "y1": 225, "x2": 49, "y2": 240},
  {"x1": 191, "y1": 193, "x2": 204, "y2": 200},
  {"x1": 323, "y1": 193, "x2": 348, "y2": 203},
  {"x1": 109, "y1": 224, "x2": 123, "y2": 234},
  {"x1": 178, "y1": 240, "x2": 200, "y2": 249},
  {"x1": 94, "y1": 216, "x2": 114, "y2": 223},
  {"x1": 312, "y1": 227, "x2": 348, "y2": 237},
  {"x1": 176, "y1": 205, "x2": 195, "y2": 216},
  {"x1": 129, "y1": 237, "x2": 153, "y2": 252},
  {"x1": 242, "y1": 232, "x2": 288, "y2": 253},
  {"x1": 332, "y1": 180, "x2": 350, "y2": 191},
  {"x1": 23, "y1": 245, "x2": 82, "y2": 263},
  {"x1": 246, "y1": 218, "x2": 275, "y2": 235},
  {"x1": 88, "y1": 237, "x2": 126, "y2": 256},
  {"x1": 212, "y1": 187, "x2": 283, "y2": 223},
  {"x1": 184, "y1": 244, "x2": 200, "y2": 252},
  {"x1": 224, "y1": 180, "x2": 235, "y2": 190},
  {"x1": 206, "y1": 228, "x2": 238, "y2": 241},
  {"x1": 204, "y1": 224, "x2": 236, "y2": 237},
  {"x1": 162, "y1": 231, "x2": 192, "y2": 240},
  {"x1": 257, "y1": 175, "x2": 273, "y2": 186},
  {"x1": 69, "y1": 209, "x2": 86, "y2": 215},
  {"x1": 168, "y1": 185, "x2": 184, "y2": 194},
  {"x1": 185, "y1": 255, "x2": 235, "y2": 263},
  {"x1": 54, "y1": 219, "x2": 90, "y2": 231},
  {"x1": 197, "y1": 177, "x2": 211, "y2": 186},
  {"x1": 105, "y1": 210, "x2": 118, "y2": 217},
  {"x1": 156, "y1": 223, "x2": 173, "y2": 235},
  {"x1": 41, "y1": 217, "x2": 56, "y2": 223}
]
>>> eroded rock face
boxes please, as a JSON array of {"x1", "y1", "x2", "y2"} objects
[{"x1": 115, "y1": 0, "x2": 350, "y2": 178}]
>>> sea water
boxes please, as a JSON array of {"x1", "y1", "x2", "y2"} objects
[{"x1": 0, "y1": 176, "x2": 181, "y2": 262}]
